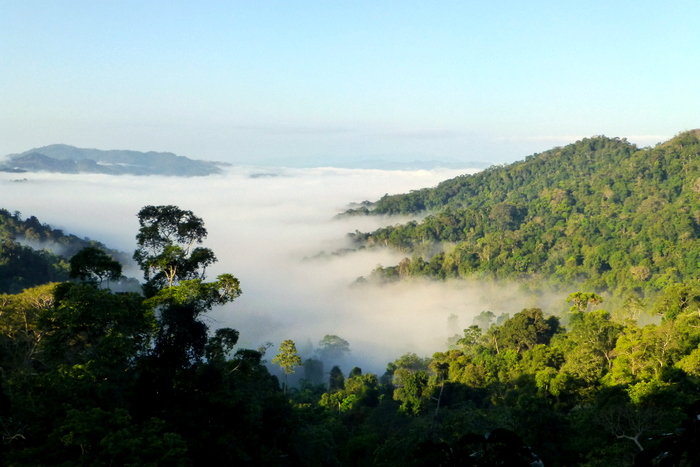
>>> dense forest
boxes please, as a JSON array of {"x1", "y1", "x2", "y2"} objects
[
  {"x1": 3, "y1": 132, "x2": 700, "y2": 466},
  {"x1": 345, "y1": 130, "x2": 700, "y2": 315},
  {"x1": 0, "y1": 209, "x2": 133, "y2": 294}
]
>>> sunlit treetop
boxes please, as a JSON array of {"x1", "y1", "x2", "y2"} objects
[{"x1": 133, "y1": 205, "x2": 217, "y2": 293}]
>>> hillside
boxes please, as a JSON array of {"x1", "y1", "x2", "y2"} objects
[
  {"x1": 350, "y1": 130, "x2": 700, "y2": 303},
  {"x1": 3, "y1": 203, "x2": 700, "y2": 466},
  {"x1": 1, "y1": 144, "x2": 224, "y2": 176},
  {"x1": 0, "y1": 209, "x2": 133, "y2": 293}
]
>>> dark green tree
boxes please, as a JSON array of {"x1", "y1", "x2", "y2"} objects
[
  {"x1": 132, "y1": 206, "x2": 241, "y2": 368},
  {"x1": 497, "y1": 308, "x2": 560, "y2": 353},
  {"x1": 329, "y1": 365, "x2": 345, "y2": 392},
  {"x1": 69, "y1": 246, "x2": 122, "y2": 287},
  {"x1": 303, "y1": 358, "x2": 325, "y2": 386},
  {"x1": 131, "y1": 205, "x2": 243, "y2": 441}
]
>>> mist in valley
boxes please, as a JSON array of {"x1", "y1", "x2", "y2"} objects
[{"x1": 0, "y1": 166, "x2": 559, "y2": 376}]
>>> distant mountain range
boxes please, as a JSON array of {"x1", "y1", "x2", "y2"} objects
[{"x1": 1, "y1": 144, "x2": 226, "y2": 176}]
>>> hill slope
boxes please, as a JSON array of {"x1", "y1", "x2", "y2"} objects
[
  {"x1": 351, "y1": 131, "x2": 700, "y2": 300},
  {"x1": 0, "y1": 209, "x2": 132, "y2": 293}
]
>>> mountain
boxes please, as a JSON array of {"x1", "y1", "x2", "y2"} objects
[
  {"x1": 349, "y1": 130, "x2": 700, "y2": 303},
  {"x1": 1, "y1": 144, "x2": 225, "y2": 176}
]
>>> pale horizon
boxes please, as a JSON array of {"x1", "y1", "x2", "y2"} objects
[{"x1": 2, "y1": 1, "x2": 696, "y2": 167}]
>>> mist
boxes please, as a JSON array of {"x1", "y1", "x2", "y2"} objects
[{"x1": 0, "y1": 166, "x2": 553, "y2": 375}]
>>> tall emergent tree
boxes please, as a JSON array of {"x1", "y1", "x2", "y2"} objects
[
  {"x1": 132, "y1": 205, "x2": 241, "y2": 369},
  {"x1": 133, "y1": 205, "x2": 217, "y2": 295},
  {"x1": 272, "y1": 339, "x2": 302, "y2": 393}
]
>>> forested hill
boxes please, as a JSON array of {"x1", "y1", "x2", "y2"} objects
[
  {"x1": 351, "y1": 130, "x2": 700, "y2": 300},
  {"x1": 5, "y1": 204, "x2": 700, "y2": 465},
  {"x1": 0, "y1": 209, "x2": 130, "y2": 293}
]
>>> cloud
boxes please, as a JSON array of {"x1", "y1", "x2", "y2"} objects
[
  {"x1": 624, "y1": 135, "x2": 669, "y2": 146},
  {"x1": 0, "y1": 166, "x2": 558, "y2": 375},
  {"x1": 519, "y1": 135, "x2": 586, "y2": 143},
  {"x1": 383, "y1": 129, "x2": 465, "y2": 139},
  {"x1": 218, "y1": 123, "x2": 356, "y2": 136}
]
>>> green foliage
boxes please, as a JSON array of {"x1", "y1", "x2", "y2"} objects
[
  {"x1": 0, "y1": 283, "x2": 57, "y2": 371},
  {"x1": 272, "y1": 339, "x2": 303, "y2": 393},
  {"x1": 566, "y1": 292, "x2": 603, "y2": 312},
  {"x1": 568, "y1": 309, "x2": 622, "y2": 369},
  {"x1": 350, "y1": 132, "x2": 700, "y2": 309},
  {"x1": 0, "y1": 208, "x2": 132, "y2": 294},
  {"x1": 12, "y1": 132, "x2": 700, "y2": 466},
  {"x1": 133, "y1": 205, "x2": 217, "y2": 293},
  {"x1": 456, "y1": 325, "x2": 482, "y2": 347},
  {"x1": 318, "y1": 334, "x2": 351, "y2": 362},
  {"x1": 0, "y1": 207, "x2": 308, "y2": 466},
  {"x1": 303, "y1": 357, "x2": 325, "y2": 386},
  {"x1": 329, "y1": 365, "x2": 345, "y2": 392},
  {"x1": 69, "y1": 246, "x2": 122, "y2": 286},
  {"x1": 273, "y1": 340, "x2": 302, "y2": 375},
  {"x1": 495, "y1": 308, "x2": 560, "y2": 353},
  {"x1": 42, "y1": 283, "x2": 155, "y2": 371},
  {"x1": 204, "y1": 327, "x2": 240, "y2": 362},
  {"x1": 144, "y1": 275, "x2": 241, "y2": 311},
  {"x1": 54, "y1": 408, "x2": 188, "y2": 466},
  {"x1": 0, "y1": 238, "x2": 69, "y2": 294}
]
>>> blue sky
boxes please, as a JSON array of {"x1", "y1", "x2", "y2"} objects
[{"x1": 2, "y1": 1, "x2": 699, "y2": 166}]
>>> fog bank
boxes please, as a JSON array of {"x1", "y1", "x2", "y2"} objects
[{"x1": 0, "y1": 166, "x2": 551, "y2": 374}]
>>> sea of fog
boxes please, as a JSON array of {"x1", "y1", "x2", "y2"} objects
[{"x1": 1, "y1": 166, "x2": 545, "y2": 375}]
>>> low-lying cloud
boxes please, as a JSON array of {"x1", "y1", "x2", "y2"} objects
[{"x1": 0, "y1": 166, "x2": 549, "y2": 375}]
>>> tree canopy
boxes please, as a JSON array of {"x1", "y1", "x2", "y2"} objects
[
  {"x1": 7, "y1": 132, "x2": 700, "y2": 465},
  {"x1": 348, "y1": 131, "x2": 700, "y2": 314},
  {"x1": 69, "y1": 246, "x2": 122, "y2": 287},
  {"x1": 133, "y1": 205, "x2": 217, "y2": 294},
  {"x1": 272, "y1": 340, "x2": 302, "y2": 393}
]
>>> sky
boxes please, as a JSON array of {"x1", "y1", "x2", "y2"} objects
[{"x1": 2, "y1": 1, "x2": 699, "y2": 167}]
